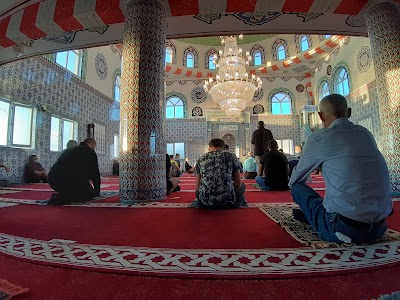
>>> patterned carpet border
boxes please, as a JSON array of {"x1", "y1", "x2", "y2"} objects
[
  {"x1": 1, "y1": 233, "x2": 400, "y2": 279},
  {"x1": 259, "y1": 204, "x2": 400, "y2": 249}
]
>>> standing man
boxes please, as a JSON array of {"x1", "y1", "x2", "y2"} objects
[
  {"x1": 48, "y1": 138, "x2": 101, "y2": 206},
  {"x1": 290, "y1": 94, "x2": 392, "y2": 244},
  {"x1": 251, "y1": 121, "x2": 274, "y2": 165}
]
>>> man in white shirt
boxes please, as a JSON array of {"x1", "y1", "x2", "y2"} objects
[{"x1": 289, "y1": 94, "x2": 392, "y2": 244}]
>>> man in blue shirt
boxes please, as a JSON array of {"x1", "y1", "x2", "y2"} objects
[
  {"x1": 243, "y1": 151, "x2": 258, "y2": 179},
  {"x1": 290, "y1": 94, "x2": 392, "y2": 244}
]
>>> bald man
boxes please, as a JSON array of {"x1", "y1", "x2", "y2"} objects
[{"x1": 289, "y1": 94, "x2": 392, "y2": 244}]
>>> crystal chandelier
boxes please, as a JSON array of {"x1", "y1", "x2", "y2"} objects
[{"x1": 204, "y1": 35, "x2": 262, "y2": 117}]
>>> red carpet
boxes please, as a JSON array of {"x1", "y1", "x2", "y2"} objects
[
  {"x1": 0, "y1": 205, "x2": 302, "y2": 249},
  {"x1": 2, "y1": 174, "x2": 400, "y2": 298},
  {"x1": 2, "y1": 253, "x2": 400, "y2": 300}
]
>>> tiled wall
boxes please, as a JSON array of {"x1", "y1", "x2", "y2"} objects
[
  {"x1": 0, "y1": 57, "x2": 119, "y2": 183},
  {"x1": 347, "y1": 81, "x2": 382, "y2": 146}
]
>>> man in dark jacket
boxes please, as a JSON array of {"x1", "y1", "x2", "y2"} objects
[
  {"x1": 251, "y1": 121, "x2": 274, "y2": 165},
  {"x1": 256, "y1": 140, "x2": 289, "y2": 191},
  {"x1": 47, "y1": 138, "x2": 101, "y2": 206}
]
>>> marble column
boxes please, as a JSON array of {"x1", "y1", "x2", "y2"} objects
[
  {"x1": 365, "y1": 2, "x2": 400, "y2": 192},
  {"x1": 119, "y1": 0, "x2": 167, "y2": 204}
]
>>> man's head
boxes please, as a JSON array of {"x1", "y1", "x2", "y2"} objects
[
  {"x1": 209, "y1": 138, "x2": 225, "y2": 151},
  {"x1": 295, "y1": 145, "x2": 302, "y2": 155},
  {"x1": 83, "y1": 138, "x2": 96, "y2": 150},
  {"x1": 66, "y1": 140, "x2": 78, "y2": 149},
  {"x1": 28, "y1": 155, "x2": 37, "y2": 163},
  {"x1": 258, "y1": 121, "x2": 265, "y2": 128},
  {"x1": 268, "y1": 140, "x2": 278, "y2": 151},
  {"x1": 318, "y1": 94, "x2": 352, "y2": 128},
  {"x1": 175, "y1": 153, "x2": 180, "y2": 159},
  {"x1": 248, "y1": 151, "x2": 254, "y2": 157}
]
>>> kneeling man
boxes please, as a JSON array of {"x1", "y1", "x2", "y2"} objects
[
  {"x1": 290, "y1": 94, "x2": 392, "y2": 244},
  {"x1": 192, "y1": 138, "x2": 247, "y2": 209},
  {"x1": 48, "y1": 138, "x2": 101, "y2": 205}
]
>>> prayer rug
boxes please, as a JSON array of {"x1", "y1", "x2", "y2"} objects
[
  {"x1": 0, "y1": 280, "x2": 29, "y2": 300},
  {"x1": 259, "y1": 203, "x2": 400, "y2": 249},
  {"x1": 250, "y1": 183, "x2": 264, "y2": 190}
]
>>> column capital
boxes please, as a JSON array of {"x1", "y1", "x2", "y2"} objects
[{"x1": 364, "y1": 1, "x2": 398, "y2": 17}]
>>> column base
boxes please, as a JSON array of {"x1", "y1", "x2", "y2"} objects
[
  {"x1": 120, "y1": 188, "x2": 166, "y2": 204},
  {"x1": 392, "y1": 181, "x2": 400, "y2": 196}
]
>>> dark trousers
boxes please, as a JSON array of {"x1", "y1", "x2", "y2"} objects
[
  {"x1": 195, "y1": 182, "x2": 247, "y2": 209},
  {"x1": 49, "y1": 178, "x2": 95, "y2": 203},
  {"x1": 244, "y1": 171, "x2": 257, "y2": 179},
  {"x1": 26, "y1": 175, "x2": 48, "y2": 183}
]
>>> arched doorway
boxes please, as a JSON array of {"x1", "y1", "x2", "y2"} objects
[{"x1": 221, "y1": 133, "x2": 236, "y2": 155}]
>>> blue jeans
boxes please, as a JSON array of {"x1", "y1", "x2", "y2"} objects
[
  {"x1": 291, "y1": 183, "x2": 387, "y2": 244},
  {"x1": 255, "y1": 176, "x2": 270, "y2": 191}
]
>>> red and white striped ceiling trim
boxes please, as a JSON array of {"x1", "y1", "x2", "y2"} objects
[
  {"x1": 164, "y1": 35, "x2": 346, "y2": 79},
  {"x1": 0, "y1": 0, "x2": 372, "y2": 49}
]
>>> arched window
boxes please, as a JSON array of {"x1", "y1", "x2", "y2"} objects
[
  {"x1": 165, "y1": 47, "x2": 173, "y2": 63},
  {"x1": 186, "y1": 53, "x2": 194, "y2": 68},
  {"x1": 166, "y1": 96, "x2": 184, "y2": 119},
  {"x1": 277, "y1": 45, "x2": 286, "y2": 60},
  {"x1": 300, "y1": 35, "x2": 309, "y2": 51},
  {"x1": 208, "y1": 55, "x2": 216, "y2": 69},
  {"x1": 165, "y1": 41, "x2": 176, "y2": 64},
  {"x1": 114, "y1": 74, "x2": 121, "y2": 102},
  {"x1": 271, "y1": 92, "x2": 292, "y2": 115},
  {"x1": 55, "y1": 50, "x2": 82, "y2": 76},
  {"x1": 334, "y1": 67, "x2": 350, "y2": 96},
  {"x1": 318, "y1": 80, "x2": 330, "y2": 101},
  {"x1": 272, "y1": 39, "x2": 289, "y2": 61},
  {"x1": 250, "y1": 45, "x2": 265, "y2": 66},
  {"x1": 183, "y1": 47, "x2": 198, "y2": 68},
  {"x1": 254, "y1": 51, "x2": 262, "y2": 66},
  {"x1": 205, "y1": 48, "x2": 218, "y2": 69}
]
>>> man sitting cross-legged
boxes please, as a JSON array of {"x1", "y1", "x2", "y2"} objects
[
  {"x1": 243, "y1": 151, "x2": 258, "y2": 179},
  {"x1": 47, "y1": 138, "x2": 101, "y2": 206},
  {"x1": 290, "y1": 94, "x2": 392, "y2": 244},
  {"x1": 255, "y1": 140, "x2": 289, "y2": 191},
  {"x1": 191, "y1": 138, "x2": 247, "y2": 209}
]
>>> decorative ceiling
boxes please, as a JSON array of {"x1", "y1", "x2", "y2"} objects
[
  {"x1": 164, "y1": 35, "x2": 349, "y2": 79},
  {"x1": 0, "y1": 0, "x2": 399, "y2": 66},
  {"x1": 177, "y1": 35, "x2": 276, "y2": 46}
]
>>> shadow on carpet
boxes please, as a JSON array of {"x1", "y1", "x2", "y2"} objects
[{"x1": 259, "y1": 203, "x2": 400, "y2": 249}]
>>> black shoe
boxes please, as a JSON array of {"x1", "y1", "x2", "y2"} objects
[
  {"x1": 47, "y1": 193, "x2": 69, "y2": 206},
  {"x1": 292, "y1": 208, "x2": 310, "y2": 225}
]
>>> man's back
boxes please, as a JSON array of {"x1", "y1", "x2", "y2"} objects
[
  {"x1": 261, "y1": 150, "x2": 289, "y2": 190},
  {"x1": 195, "y1": 151, "x2": 240, "y2": 207},
  {"x1": 252, "y1": 127, "x2": 274, "y2": 156},
  {"x1": 50, "y1": 143, "x2": 98, "y2": 180},
  {"x1": 290, "y1": 118, "x2": 392, "y2": 223},
  {"x1": 243, "y1": 156, "x2": 257, "y2": 172}
]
